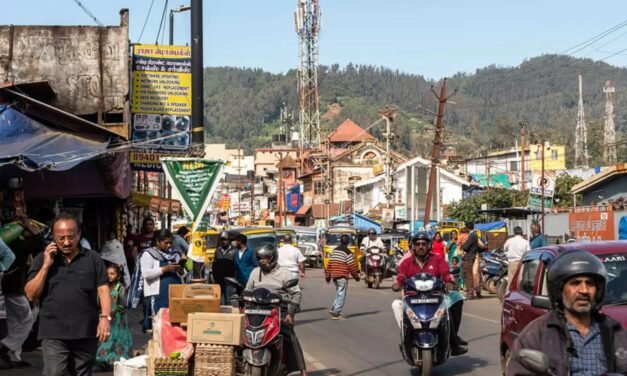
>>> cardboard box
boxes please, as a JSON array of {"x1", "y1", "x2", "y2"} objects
[
  {"x1": 186, "y1": 313, "x2": 245, "y2": 345},
  {"x1": 168, "y1": 284, "x2": 222, "y2": 324}
]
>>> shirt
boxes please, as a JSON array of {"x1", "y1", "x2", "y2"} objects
[
  {"x1": 245, "y1": 265, "x2": 302, "y2": 315},
  {"x1": 324, "y1": 245, "x2": 360, "y2": 280},
  {"x1": 567, "y1": 322, "x2": 607, "y2": 376},
  {"x1": 431, "y1": 240, "x2": 446, "y2": 258},
  {"x1": 277, "y1": 244, "x2": 306, "y2": 273},
  {"x1": 461, "y1": 231, "x2": 481, "y2": 261},
  {"x1": 503, "y1": 235, "x2": 531, "y2": 261},
  {"x1": 530, "y1": 233, "x2": 548, "y2": 249},
  {"x1": 395, "y1": 253, "x2": 453, "y2": 286},
  {"x1": 360, "y1": 237, "x2": 385, "y2": 250},
  {"x1": 27, "y1": 247, "x2": 108, "y2": 340}
]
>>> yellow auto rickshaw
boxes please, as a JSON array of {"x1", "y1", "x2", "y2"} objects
[
  {"x1": 323, "y1": 226, "x2": 367, "y2": 269},
  {"x1": 189, "y1": 226, "x2": 221, "y2": 264},
  {"x1": 379, "y1": 231, "x2": 410, "y2": 254},
  {"x1": 225, "y1": 227, "x2": 277, "y2": 252}
]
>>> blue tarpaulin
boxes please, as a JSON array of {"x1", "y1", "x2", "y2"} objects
[
  {"x1": 329, "y1": 213, "x2": 382, "y2": 233},
  {"x1": 0, "y1": 106, "x2": 108, "y2": 171},
  {"x1": 475, "y1": 221, "x2": 507, "y2": 232},
  {"x1": 619, "y1": 216, "x2": 627, "y2": 240}
]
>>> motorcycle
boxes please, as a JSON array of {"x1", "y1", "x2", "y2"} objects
[
  {"x1": 481, "y1": 249, "x2": 508, "y2": 294},
  {"x1": 364, "y1": 246, "x2": 389, "y2": 289},
  {"x1": 225, "y1": 277, "x2": 299, "y2": 376},
  {"x1": 399, "y1": 272, "x2": 451, "y2": 376}
]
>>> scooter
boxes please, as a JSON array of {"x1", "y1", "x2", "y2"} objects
[
  {"x1": 481, "y1": 249, "x2": 508, "y2": 294},
  {"x1": 399, "y1": 273, "x2": 451, "y2": 376},
  {"x1": 364, "y1": 246, "x2": 386, "y2": 289},
  {"x1": 225, "y1": 277, "x2": 299, "y2": 376}
]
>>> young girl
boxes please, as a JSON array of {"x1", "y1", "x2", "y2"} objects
[{"x1": 96, "y1": 265, "x2": 133, "y2": 370}]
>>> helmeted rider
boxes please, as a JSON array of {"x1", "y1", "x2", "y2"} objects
[
  {"x1": 245, "y1": 244, "x2": 307, "y2": 376},
  {"x1": 508, "y1": 250, "x2": 627, "y2": 375},
  {"x1": 359, "y1": 228, "x2": 386, "y2": 274},
  {"x1": 391, "y1": 231, "x2": 468, "y2": 356}
]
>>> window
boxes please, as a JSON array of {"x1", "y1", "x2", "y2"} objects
[
  {"x1": 510, "y1": 161, "x2": 518, "y2": 171},
  {"x1": 314, "y1": 181, "x2": 325, "y2": 195},
  {"x1": 520, "y1": 259, "x2": 540, "y2": 295},
  {"x1": 551, "y1": 150, "x2": 558, "y2": 161}
]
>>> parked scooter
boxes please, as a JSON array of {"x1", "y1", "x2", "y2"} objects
[
  {"x1": 225, "y1": 277, "x2": 299, "y2": 376},
  {"x1": 364, "y1": 246, "x2": 390, "y2": 289},
  {"x1": 399, "y1": 273, "x2": 451, "y2": 376},
  {"x1": 481, "y1": 249, "x2": 508, "y2": 294}
]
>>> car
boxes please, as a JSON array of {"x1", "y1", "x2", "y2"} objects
[{"x1": 500, "y1": 241, "x2": 627, "y2": 374}]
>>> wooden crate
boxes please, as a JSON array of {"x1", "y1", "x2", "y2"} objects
[{"x1": 194, "y1": 343, "x2": 235, "y2": 376}]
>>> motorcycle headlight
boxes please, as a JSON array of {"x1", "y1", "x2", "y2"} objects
[
  {"x1": 428, "y1": 301, "x2": 449, "y2": 329},
  {"x1": 245, "y1": 328, "x2": 266, "y2": 347},
  {"x1": 415, "y1": 279, "x2": 434, "y2": 291},
  {"x1": 403, "y1": 304, "x2": 422, "y2": 329}
]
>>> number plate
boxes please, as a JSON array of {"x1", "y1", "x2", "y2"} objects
[
  {"x1": 245, "y1": 309, "x2": 272, "y2": 315},
  {"x1": 409, "y1": 298, "x2": 439, "y2": 304}
]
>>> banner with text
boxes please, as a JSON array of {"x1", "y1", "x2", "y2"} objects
[
  {"x1": 131, "y1": 44, "x2": 192, "y2": 158},
  {"x1": 161, "y1": 159, "x2": 224, "y2": 232}
]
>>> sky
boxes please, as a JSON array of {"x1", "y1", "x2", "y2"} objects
[{"x1": 3, "y1": 0, "x2": 627, "y2": 79}]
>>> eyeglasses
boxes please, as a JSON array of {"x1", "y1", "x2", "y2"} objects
[
  {"x1": 54, "y1": 234, "x2": 77, "y2": 242},
  {"x1": 414, "y1": 242, "x2": 428, "y2": 247}
]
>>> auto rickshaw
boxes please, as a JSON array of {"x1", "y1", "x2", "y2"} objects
[
  {"x1": 189, "y1": 225, "x2": 220, "y2": 264},
  {"x1": 287, "y1": 226, "x2": 322, "y2": 268},
  {"x1": 225, "y1": 227, "x2": 277, "y2": 252},
  {"x1": 275, "y1": 228, "x2": 298, "y2": 247},
  {"x1": 323, "y1": 225, "x2": 367, "y2": 269},
  {"x1": 379, "y1": 230, "x2": 410, "y2": 255},
  {"x1": 437, "y1": 221, "x2": 464, "y2": 242}
]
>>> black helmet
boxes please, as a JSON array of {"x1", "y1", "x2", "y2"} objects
[
  {"x1": 367, "y1": 228, "x2": 377, "y2": 235},
  {"x1": 255, "y1": 243, "x2": 279, "y2": 273},
  {"x1": 547, "y1": 249, "x2": 607, "y2": 311},
  {"x1": 411, "y1": 231, "x2": 432, "y2": 245},
  {"x1": 220, "y1": 231, "x2": 229, "y2": 240}
]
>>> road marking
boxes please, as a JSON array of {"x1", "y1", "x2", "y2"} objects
[
  {"x1": 303, "y1": 349, "x2": 335, "y2": 374},
  {"x1": 463, "y1": 312, "x2": 500, "y2": 324}
]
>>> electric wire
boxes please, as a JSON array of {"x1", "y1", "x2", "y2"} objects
[
  {"x1": 138, "y1": 0, "x2": 156, "y2": 42},
  {"x1": 71, "y1": 0, "x2": 104, "y2": 27},
  {"x1": 561, "y1": 18, "x2": 627, "y2": 55},
  {"x1": 155, "y1": 0, "x2": 169, "y2": 44}
]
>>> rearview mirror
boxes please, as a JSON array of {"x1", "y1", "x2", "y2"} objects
[
  {"x1": 225, "y1": 277, "x2": 244, "y2": 290},
  {"x1": 531, "y1": 295, "x2": 552, "y2": 310},
  {"x1": 518, "y1": 349, "x2": 550, "y2": 374},
  {"x1": 284, "y1": 279, "x2": 299, "y2": 289}
]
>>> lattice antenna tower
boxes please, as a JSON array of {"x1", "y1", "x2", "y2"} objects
[
  {"x1": 603, "y1": 80, "x2": 617, "y2": 165},
  {"x1": 294, "y1": 0, "x2": 321, "y2": 150},
  {"x1": 575, "y1": 75, "x2": 590, "y2": 168}
]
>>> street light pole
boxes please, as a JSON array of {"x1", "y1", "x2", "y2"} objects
[
  {"x1": 541, "y1": 141, "x2": 545, "y2": 231},
  {"x1": 191, "y1": 0, "x2": 204, "y2": 147},
  {"x1": 169, "y1": 5, "x2": 191, "y2": 46}
]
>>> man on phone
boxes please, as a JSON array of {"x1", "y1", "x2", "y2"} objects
[{"x1": 25, "y1": 213, "x2": 111, "y2": 376}]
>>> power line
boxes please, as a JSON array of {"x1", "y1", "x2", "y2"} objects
[
  {"x1": 138, "y1": 0, "x2": 156, "y2": 42},
  {"x1": 71, "y1": 0, "x2": 103, "y2": 27},
  {"x1": 561, "y1": 18, "x2": 627, "y2": 55},
  {"x1": 155, "y1": 0, "x2": 169, "y2": 44}
]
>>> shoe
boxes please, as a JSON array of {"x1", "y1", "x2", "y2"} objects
[
  {"x1": 330, "y1": 314, "x2": 345, "y2": 320},
  {"x1": 451, "y1": 344, "x2": 468, "y2": 356},
  {"x1": 0, "y1": 345, "x2": 11, "y2": 365},
  {"x1": 456, "y1": 337, "x2": 468, "y2": 346}
]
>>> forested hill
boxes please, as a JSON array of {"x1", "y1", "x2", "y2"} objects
[{"x1": 203, "y1": 55, "x2": 627, "y2": 166}]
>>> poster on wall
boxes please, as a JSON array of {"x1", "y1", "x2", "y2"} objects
[{"x1": 568, "y1": 207, "x2": 615, "y2": 241}]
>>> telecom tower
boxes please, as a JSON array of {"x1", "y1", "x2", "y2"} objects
[
  {"x1": 294, "y1": 0, "x2": 321, "y2": 149},
  {"x1": 575, "y1": 75, "x2": 590, "y2": 168},
  {"x1": 603, "y1": 80, "x2": 617, "y2": 165}
]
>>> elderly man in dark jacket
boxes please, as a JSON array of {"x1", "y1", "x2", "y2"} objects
[{"x1": 508, "y1": 250, "x2": 627, "y2": 375}]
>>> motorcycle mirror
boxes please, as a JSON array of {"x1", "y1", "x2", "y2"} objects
[
  {"x1": 284, "y1": 279, "x2": 299, "y2": 289},
  {"x1": 531, "y1": 295, "x2": 552, "y2": 310},
  {"x1": 225, "y1": 277, "x2": 244, "y2": 289},
  {"x1": 518, "y1": 349, "x2": 550, "y2": 374}
]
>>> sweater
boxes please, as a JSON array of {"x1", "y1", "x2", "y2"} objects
[{"x1": 325, "y1": 245, "x2": 359, "y2": 280}]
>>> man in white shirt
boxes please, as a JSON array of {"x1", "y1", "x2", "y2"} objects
[
  {"x1": 503, "y1": 226, "x2": 531, "y2": 287},
  {"x1": 359, "y1": 228, "x2": 386, "y2": 274},
  {"x1": 277, "y1": 234, "x2": 306, "y2": 280}
]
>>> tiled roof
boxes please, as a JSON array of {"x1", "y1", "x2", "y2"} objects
[{"x1": 328, "y1": 119, "x2": 375, "y2": 143}]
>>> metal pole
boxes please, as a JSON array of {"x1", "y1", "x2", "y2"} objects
[
  {"x1": 541, "y1": 141, "x2": 545, "y2": 232},
  {"x1": 519, "y1": 122, "x2": 526, "y2": 191},
  {"x1": 191, "y1": 0, "x2": 204, "y2": 146},
  {"x1": 169, "y1": 10, "x2": 174, "y2": 45}
]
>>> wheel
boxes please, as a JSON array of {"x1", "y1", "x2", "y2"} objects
[
  {"x1": 249, "y1": 365, "x2": 267, "y2": 376},
  {"x1": 374, "y1": 275, "x2": 381, "y2": 289},
  {"x1": 496, "y1": 278, "x2": 508, "y2": 302},
  {"x1": 419, "y1": 349, "x2": 433, "y2": 376},
  {"x1": 484, "y1": 278, "x2": 497, "y2": 294},
  {"x1": 501, "y1": 348, "x2": 511, "y2": 375}
]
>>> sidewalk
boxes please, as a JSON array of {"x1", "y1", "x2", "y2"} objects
[{"x1": 5, "y1": 308, "x2": 150, "y2": 376}]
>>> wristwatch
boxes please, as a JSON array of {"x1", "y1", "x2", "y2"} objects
[{"x1": 100, "y1": 314, "x2": 112, "y2": 322}]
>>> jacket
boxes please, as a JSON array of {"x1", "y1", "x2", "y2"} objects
[
  {"x1": 325, "y1": 245, "x2": 359, "y2": 280},
  {"x1": 529, "y1": 234, "x2": 548, "y2": 249},
  {"x1": 507, "y1": 310, "x2": 627, "y2": 375},
  {"x1": 246, "y1": 265, "x2": 302, "y2": 315},
  {"x1": 233, "y1": 246, "x2": 259, "y2": 286},
  {"x1": 395, "y1": 253, "x2": 453, "y2": 286},
  {"x1": 140, "y1": 248, "x2": 183, "y2": 297}
]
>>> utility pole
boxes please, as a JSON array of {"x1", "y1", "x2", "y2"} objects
[
  {"x1": 424, "y1": 79, "x2": 456, "y2": 224},
  {"x1": 191, "y1": 0, "x2": 204, "y2": 147},
  {"x1": 325, "y1": 138, "x2": 332, "y2": 227},
  {"x1": 379, "y1": 106, "x2": 398, "y2": 209},
  {"x1": 169, "y1": 5, "x2": 191, "y2": 45},
  {"x1": 232, "y1": 148, "x2": 244, "y2": 219},
  {"x1": 575, "y1": 75, "x2": 589, "y2": 168},
  {"x1": 519, "y1": 121, "x2": 527, "y2": 191},
  {"x1": 541, "y1": 140, "x2": 545, "y2": 231},
  {"x1": 604, "y1": 80, "x2": 617, "y2": 165}
]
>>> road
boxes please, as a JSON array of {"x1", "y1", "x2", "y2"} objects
[
  {"x1": 297, "y1": 269, "x2": 503, "y2": 376},
  {"x1": 11, "y1": 269, "x2": 502, "y2": 376}
]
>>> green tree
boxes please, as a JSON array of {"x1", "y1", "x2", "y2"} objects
[
  {"x1": 553, "y1": 173, "x2": 583, "y2": 207},
  {"x1": 447, "y1": 188, "x2": 528, "y2": 223}
]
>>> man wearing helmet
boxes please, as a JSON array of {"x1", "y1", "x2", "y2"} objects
[
  {"x1": 391, "y1": 231, "x2": 468, "y2": 356},
  {"x1": 359, "y1": 228, "x2": 386, "y2": 276},
  {"x1": 212, "y1": 231, "x2": 235, "y2": 305},
  {"x1": 245, "y1": 244, "x2": 307, "y2": 376},
  {"x1": 508, "y1": 250, "x2": 627, "y2": 375}
]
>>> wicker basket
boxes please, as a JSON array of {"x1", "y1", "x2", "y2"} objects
[{"x1": 194, "y1": 343, "x2": 235, "y2": 376}]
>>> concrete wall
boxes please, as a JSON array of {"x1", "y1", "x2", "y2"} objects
[
  {"x1": 0, "y1": 10, "x2": 129, "y2": 116},
  {"x1": 254, "y1": 149, "x2": 298, "y2": 176}
]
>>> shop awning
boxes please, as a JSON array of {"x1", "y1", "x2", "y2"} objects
[
  {"x1": 0, "y1": 106, "x2": 110, "y2": 171},
  {"x1": 295, "y1": 205, "x2": 311, "y2": 216}
]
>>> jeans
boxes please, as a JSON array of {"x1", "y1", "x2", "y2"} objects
[
  {"x1": 41, "y1": 338, "x2": 98, "y2": 376},
  {"x1": 330, "y1": 278, "x2": 348, "y2": 315},
  {"x1": 220, "y1": 283, "x2": 234, "y2": 306}
]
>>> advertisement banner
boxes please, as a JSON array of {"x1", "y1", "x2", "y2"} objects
[
  {"x1": 569, "y1": 208, "x2": 615, "y2": 241},
  {"x1": 530, "y1": 172, "x2": 555, "y2": 197},
  {"x1": 161, "y1": 159, "x2": 225, "y2": 232},
  {"x1": 131, "y1": 44, "x2": 192, "y2": 155},
  {"x1": 286, "y1": 193, "x2": 302, "y2": 212},
  {"x1": 395, "y1": 206, "x2": 406, "y2": 220},
  {"x1": 527, "y1": 194, "x2": 553, "y2": 210},
  {"x1": 129, "y1": 150, "x2": 188, "y2": 172}
]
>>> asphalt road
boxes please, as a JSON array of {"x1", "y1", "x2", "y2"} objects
[
  {"x1": 11, "y1": 268, "x2": 503, "y2": 376},
  {"x1": 297, "y1": 269, "x2": 503, "y2": 376}
]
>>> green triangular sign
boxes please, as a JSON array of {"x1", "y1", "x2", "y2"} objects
[{"x1": 161, "y1": 158, "x2": 224, "y2": 232}]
